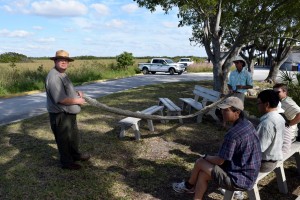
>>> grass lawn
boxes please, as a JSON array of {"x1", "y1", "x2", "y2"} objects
[{"x1": 0, "y1": 81, "x2": 299, "y2": 200}]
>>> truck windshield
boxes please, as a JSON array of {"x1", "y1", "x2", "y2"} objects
[
  {"x1": 165, "y1": 59, "x2": 174, "y2": 63},
  {"x1": 180, "y1": 59, "x2": 189, "y2": 62}
]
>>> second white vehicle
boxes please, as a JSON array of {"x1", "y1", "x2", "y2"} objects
[
  {"x1": 178, "y1": 58, "x2": 194, "y2": 67},
  {"x1": 138, "y1": 58, "x2": 186, "y2": 75}
]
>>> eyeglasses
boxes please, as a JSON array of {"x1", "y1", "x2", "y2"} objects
[{"x1": 57, "y1": 59, "x2": 69, "y2": 63}]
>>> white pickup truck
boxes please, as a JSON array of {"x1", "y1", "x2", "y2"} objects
[
  {"x1": 138, "y1": 58, "x2": 186, "y2": 75},
  {"x1": 178, "y1": 58, "x2": 194, "y2": 67}
]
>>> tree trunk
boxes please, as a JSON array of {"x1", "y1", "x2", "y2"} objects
[
  {"x1": 265, "y1": 62, "x2": 279, "y2": 83},
  {"x1": 213, "y1": 61, "x2": 231, "y2": 94},
  {"x1": 213, "y1": 62, "x2": 224, "y2": 92},
  {"x1": 264, "y1": 40, "x2": 292, "y2": 83}
]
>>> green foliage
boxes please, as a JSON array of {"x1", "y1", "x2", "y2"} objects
[
  {"x1": 116, "y1": 51, "x2": 135, "y2": 69},
  {"x1": 0, "y1": 60, "x2": 139, "y2": 96},
  {"x1": 295, "y1": 73, "x2": 300, "y2": 86},
  {"x1": 134, "y1": 0, "x2": 300, "y2": 92},
  {"x1": 278, "y1": 70, "x2": 300, "y2": 105},
  {"x1": 73, "y1": 55, "x2": 100, "y2": 60},
  {"x1": 279, "y1": 70, "x2": 295, "y2": 85},
  {"x1": 287, "y1": 84, "x2": 300, "y2": 106},
  {"x1": 0, "y1": 52, "x2": 30, "y2": 63}
]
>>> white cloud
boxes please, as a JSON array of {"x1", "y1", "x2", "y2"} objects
[
  {"x1": 31, "y1": 0, "x2": 88, "y2": 17},
  {"x1": 91, "y1": 3, "x2": 109, "y2": 15},
  {"x1": 2, "y1": 5, "x2": 13, "y2": 12},
  {"x1": 32, "y1": 26, "x2": 43, "y2": 30},
  {"x1": 63, "y1": 27, "x2": 75, "y2": 32},
  {"x1": 106, "y1": 19, "x2": 126, "y2": 28},
  {"x1": 83, "y1": 38, "x2": 92, "y2": 42},
  {"x1": 121, "y1": 3, "x2": 139, "y2": 13},
  {"x1": 0, "y1": 29, "x2": 32, "y2": 38},
  {"x1": 1, "y1": 0, "x2": 31, "y2": 14},
  {"x1": 72, "y1": 18, "x2": 95, "y2": 29},
  {"x1": 36, "y1": 37, "x2": 56, "y2": 43},
  {"x1": 162, "y1": 21, "x2": 178, "y2": 28}
]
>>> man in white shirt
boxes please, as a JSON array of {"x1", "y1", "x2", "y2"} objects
[
  {"x1": 273, "y1": 83, "x2": 300, "y2": 145},
  {"x1": 257, "y1": 89, "x2": 285, "y2": 172}
]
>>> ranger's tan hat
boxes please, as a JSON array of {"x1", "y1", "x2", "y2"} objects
[
  {"x1": 233, "y1": 56, "x2": 246, "y2": 67},
  {"x1": 50, "y1": 50, "x2": 74, "y2": 62}
]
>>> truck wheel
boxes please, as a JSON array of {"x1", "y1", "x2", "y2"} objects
[
  {"x1": 151, "y1": 72, "x2": 156, "y2": 74},
  {"x1": 169, "y1": 68, "x2": 175, "y2": 75},
  {"x1": 178, "y1": 71, "x2": 183, "y2": 75},
  {"x1": 142, "y1": 68, "x2": 149, "y2": 75}
]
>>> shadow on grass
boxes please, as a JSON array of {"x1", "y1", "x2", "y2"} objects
[
  {"x1": 0, "y1": 117, "x2": 131, "y2": 199},
  {"x1": 1, "y1": 81, "x2": 299, "y2": 200}
]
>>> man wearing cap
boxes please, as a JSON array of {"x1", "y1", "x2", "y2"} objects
[
  {"x1": 45, "y1": 50, "x2": 90, "y2": 170},
  {"x1": 172, "y1": 97, "x2": 261, "y2": 199},
  {"x1": 228, "y1": 58, "x2": 253, "y2": 102}
]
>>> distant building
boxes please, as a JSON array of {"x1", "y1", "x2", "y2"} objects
[{"x1": 280, "y1": 52, "x2": 300, "y2": 71}]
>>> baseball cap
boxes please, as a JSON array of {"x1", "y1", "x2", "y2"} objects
[{"x1": 218, "y1": 97, "x2": 244, "y2": 110}]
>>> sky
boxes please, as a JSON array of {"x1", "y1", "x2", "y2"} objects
[{"x1": 0, "y1": 0, "x2": 207, "y2": 58}]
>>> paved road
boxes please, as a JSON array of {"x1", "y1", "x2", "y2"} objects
[{"x1": 0, "y1": 69, "x2": 272, "y2": 126}]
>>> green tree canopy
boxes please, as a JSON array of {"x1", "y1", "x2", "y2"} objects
[
  {"x1": 0, "y1": 52, "x2": 30, "y2": 63},
  {"x1": 134, "y1": 0, "x2": 300, "y2": 92},
  {"x1": 116, "y1": 52, "x2": 135, "y2": 69}
]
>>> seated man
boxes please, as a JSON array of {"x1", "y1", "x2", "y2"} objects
[
  {"x1": 256, "y1": 90, "x2": 285, "y2": 172},
  {"x1": 172, "y1": 97, "x2": 261, "y2": 200},
  {"x1": 228, "y1": 57, "x2": 253, "y2": 102},
  {"x1": 273, "y1": 83, "x2": 300, "y2": 153}
]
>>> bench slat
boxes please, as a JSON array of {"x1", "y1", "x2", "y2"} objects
[
  {"x1": 158, "y1": 98, "x2": 181, "y2": 111},
  {"x1": 179, "y1": 98, "x2": 203, "y2": 110},
  {"x1": 118, "y1": 105, "x2": 164, "y2": 140},
  {"x1": 158, "y1": 98, "x2": 183, "y2": 123},
  {"x1": 142, "y1": 105, "x2": 164, "y2": 114},
  {"x1": 179, "y1": 85, "x2": 220, "y2": 123},
  {"x1": 195, "y1": 85, "x2": 221, "y2": 97},
  {"x1": 193, "y1": 89, "x2": 220, "y2": 102}
]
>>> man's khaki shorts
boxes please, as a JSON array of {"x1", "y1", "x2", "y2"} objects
[{"x1": 211, "y1": 165, "x2": 245, "y2": 191}]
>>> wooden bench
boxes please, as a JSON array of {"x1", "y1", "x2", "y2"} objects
[
  {"x1": 118, "y1": 105, "x2": 164, "y2": 140},
  {"x1": 179, "y1": 85, "x2": 221, "y2": 123},
  {"x1": 158, "y1": 98, "x2": 183, "y2": 123},
  {"x1": 224, "y1": 141, "x2": 300, "y2": 200}
]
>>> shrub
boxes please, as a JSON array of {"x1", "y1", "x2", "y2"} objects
[
  {"x1": 278, "y1": 70, "x2": 300, "y2": 105},
  {"x1": 116, "y1": 52, "x2": 135, "y2": 69},
  {"x1": 0, "y1": 52, "x2": 30, "y2": 63}
]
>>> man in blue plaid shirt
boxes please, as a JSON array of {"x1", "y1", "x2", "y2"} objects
[{"x1": 172, "y1": 97, "x2": 261, "y2": 200}]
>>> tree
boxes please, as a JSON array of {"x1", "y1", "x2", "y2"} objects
[
  {"x1": 134, "y1": 0, "x2": 295, "y2": 93},
  {"x1": 263, "y1": 4, "x2": 300, "y2": 83},
  {"x1": 238, "y1": 2, "x2": 300, "y2": 83},
  {"x1": 116, "y1": 52, "x2": 135, "y2": 70},
  {"x1": 0, "y1": 52, "x2": 29, "y2": 63}
]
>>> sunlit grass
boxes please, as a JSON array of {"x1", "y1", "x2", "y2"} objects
[
  {"x1": 186, "y1": 62, "x2": 213, "y2": 72},
  {"x1": 0, "y1": 81, "x2": 298, "y2": 199},
  {"x1": 0, "y1": 59, "x2": 147, "y2": 97}
]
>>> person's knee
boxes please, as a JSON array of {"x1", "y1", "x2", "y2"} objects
[
  {"x1": 195, "y1": 158, "x2": 211, "y2": 171},
  {"x1": 195, "y1": 158, "x2": 205, "y2": 167}
]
